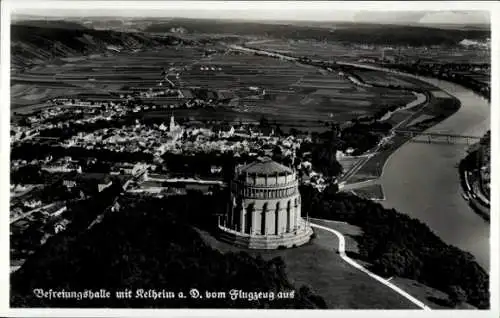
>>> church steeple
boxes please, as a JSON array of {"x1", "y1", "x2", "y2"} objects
[{"x1": 169, "y1": 112, "x2": 176, "y2": 131}]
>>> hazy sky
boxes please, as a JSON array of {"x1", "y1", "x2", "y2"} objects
[{"x1": 9, "y1": 1, "x2": 491, "y2": 25}]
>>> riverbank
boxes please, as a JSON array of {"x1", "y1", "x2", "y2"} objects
[
  {"x1": 459, "y1": 149, "x2": 490, "y2": 221},
  {"x1": 235, "y1": 43, "x2": 490, "y2": 305},
  {"x1": 379, "y1": 77, "x2": 490, "y2": 271},
  {"x1": 235, "y1": 44, "x2": 490, "y2": 262},
  {"x1": 303, "y1": 188, "x2": 489, "y2": 309},
  {"x1": 329, "y1": 61, "x2": 490, "y2": 270},
  {"x1": 341, "y1": 85, "x2": 461, "y2": 184}
]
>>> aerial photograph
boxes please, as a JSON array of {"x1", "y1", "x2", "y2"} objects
[{"x1": 6, "y1": 2, "x2": 492, "y2": 311}]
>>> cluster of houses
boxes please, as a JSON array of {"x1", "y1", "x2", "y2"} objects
[
  {"x1": 10, "y1": 200, "x2": 71, "y2": 274},
  {"x1": 60, "y1": 115, "x2": 184, "y2": 156},
  {"x1": 11, "y1": 103, "x2": 129, "y2": 144}
]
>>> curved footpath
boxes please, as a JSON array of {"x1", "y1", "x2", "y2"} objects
[
  {"x1": 310, "y1": 221, "x2": 431, "y2": 310},
  {"x1": 230, "y1": 45, "x2": 490, "y2": 270}
]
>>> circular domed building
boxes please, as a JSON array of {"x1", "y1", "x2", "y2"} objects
[{"x1": 218, "y1": 157, "x2": 313, "y2": 249}]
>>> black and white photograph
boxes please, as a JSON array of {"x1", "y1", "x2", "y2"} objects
[{"x1": 0, "y1": 1, "x2": 497, "y2": 316}]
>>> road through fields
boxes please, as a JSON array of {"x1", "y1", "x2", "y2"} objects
[
  {"x1": 232, "y1": 45, "x2": 490, "y2": 270},
  {"x1": 335, "y1": 63, "x2": 490, "y2": 270}
]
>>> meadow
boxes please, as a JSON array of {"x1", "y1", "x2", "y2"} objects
[
  {"x1": 349, "y1": 69, "x2": 418, "y2": 89},
  {"x1": 248, "y1": 39, "x2": 380, "y2": 62},
  {"x1": 198, "y1": 226, "x2": 419, "y2": 309},
  {"x1": 11, "y1": 45, "x2": 417, "y2": 131}
]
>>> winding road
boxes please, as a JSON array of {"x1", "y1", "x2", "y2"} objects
[
  {"x1": 230, "y1": 42, "x2": 490, "y2": 305},
  {"x1": 310, "y1": 221, "x2": 431, "y2": 310}
]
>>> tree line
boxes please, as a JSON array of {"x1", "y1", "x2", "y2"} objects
[
  {"x1": 11, "y1": 194, "x2": 327, "y2": 309},
  {"x1": 299, "y1": 184, "x2": 489, "y2": 309}
]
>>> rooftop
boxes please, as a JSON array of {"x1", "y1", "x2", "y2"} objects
[
  {"x1": 75, "y1": 173, "x2": 112, "y2": 184},
  {"x1": 239, "y1": 157, "x2": 292, "y2": 176}
]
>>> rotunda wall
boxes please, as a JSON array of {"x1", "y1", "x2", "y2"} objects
[
  {"x1": 243, "y1": 173, "x2": 296, "y2": 187},
  {"x1": 241, "y1": 192, "x2": 301, "y2": 235}
]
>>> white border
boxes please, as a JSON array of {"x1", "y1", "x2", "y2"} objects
[
  {"x1": 489, "y1": 4, "x2": 499, "y2": 318},
  {"x1": 0, "y1": 0, "x2": 11, "y2": 315},
  {"x1": 1, "y1": 1, "x2": 498, "y2": 318},
  {"x1": 5, "y1": 1, "x2": 499, "y2": 16}
]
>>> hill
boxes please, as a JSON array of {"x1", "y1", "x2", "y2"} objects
[
  {"x1": 144, "y1": 18, "x2": 490, "y2": 46},
  {"x1": 301, "y1": 186, "x2": 490, "y2": 309},
  {"x1": 10, "y1": 195, "x2": 327, "y2": 308},
  {"x1": 12, "y1": 19, "x2": 89, "y2": 30},
  {"x1": 10, "y1": 23, "x2": 192, "y2": 69}
]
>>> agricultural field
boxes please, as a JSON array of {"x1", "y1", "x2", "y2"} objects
[
  {"x1": 10, "y1": 82, "x2": 110, "y2": 109},
  {"x1": 249, "y1": 38, "x2": 490, "y2": 65},
  {"x1": 337, "y1": 156, "x2": 364, "y2": 178},
  {"x1": 385, "y1": 75, "x2": 438, "y2": 91},
  {"x1": 181, "y1": 53, "x2": 317, "y2": 90},
  {"x1": 346, "y1": 136, "x2": 407, "y2": 184},
  {"x1": 12, "y1": 43, "x2": 418, "y2": 131},
  {"x1": 190, "y1": 53, "x2": 417, "y2": 127},
  {"x1": 349, "y1": 69, "x2": 418, "y2": 89},
  {"x1": 142, "y1": 107, "x2": 259, "y2": 125},
  {"x1": 345, "y1": 93, "x2": 460, "y2": 184},
  {"x1": 248, "y1": 39, "x2": 380, "y2": 62},
  {"x1": 397, "y1": 46, "x2": 490, "y2": 64},
  {"x1": 11, "y1": 46, "x2": 206, "y2": 108}
]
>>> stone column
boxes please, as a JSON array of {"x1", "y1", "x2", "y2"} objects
[
  {"x1": 231, "y1": 201, "x2": 237, "y2": 230},
  {"x1": 286, "y1": 206, "x2": 291, "y2": 233},
  {"x1": 240, "y1": 206, "x2": 245, "y2": 234},
  {"x1": 247, "y1": 207, "x2": 252, "y2": 234},
  {"x1": 252, "y1": 209, "x2": 258, "y2": 235},
  {"x1": 275, "y1": 206, "x2": 280, "y2": 235},
  {"x1": 281, "y1": 209, "x2": 286, "y2": 234},
  {"x1": 261, "y1": 204, "x2": 267, "y2": 235},
  {"x1": 296, "y1": 198, "x2": 301, "y2": 230}
]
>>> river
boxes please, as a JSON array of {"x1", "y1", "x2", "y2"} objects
[
  {"x1": 379, "y1": 78, "x2": 490, "y2": 271},
  {"x1": 231, "y1": 44, "x2": 491, "y2": 270}
]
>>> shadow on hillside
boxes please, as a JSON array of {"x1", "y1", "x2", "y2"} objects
[
  {"x1": 345, "y1": 251, "x2": 365, "y2": 261},
  {"x1": 427, "y1": 296, "x2": 452, "y2": 308}
]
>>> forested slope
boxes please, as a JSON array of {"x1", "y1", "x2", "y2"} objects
[
  {"x1": 11, "y1": 21, "x2": 192, "y2": 69},
  {"x1": 145, "y1": 19, "x2": 489, "y2": 46}
]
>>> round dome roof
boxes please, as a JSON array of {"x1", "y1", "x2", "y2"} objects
[{"x1": 239, "y1": 157, "x2": 293, "y2": 176}]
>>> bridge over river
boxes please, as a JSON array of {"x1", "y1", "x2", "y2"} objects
[
  {"x1": 393, "y1": 129, "x2": 481, "y2": 145},
  {"x1": 232, "y1": 42, "x2": 490, "y2": 270}
]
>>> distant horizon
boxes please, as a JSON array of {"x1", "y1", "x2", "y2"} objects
[
  {"x1": 6, "y1": 1, "x2": 491, "y2": 25},
  {"x1": 11, "y1": 13, "x2": 492, "y2": 27}
]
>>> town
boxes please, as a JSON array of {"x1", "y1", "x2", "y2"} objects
[
  {"x1": 10, "y1": 97, "x2": 338, "y2": 273},
  {"x1": 8, "y1": 8, "x2": 492, "y2": 311}
]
